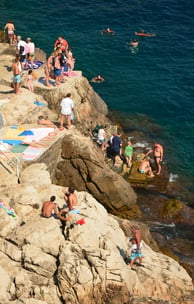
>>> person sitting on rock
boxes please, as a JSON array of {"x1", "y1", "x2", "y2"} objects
[
  {"x1": 42, "y1": 196, "x2": 58, "y2": 218},
  {"x1": 62, "y1": 186, "x2": 78, "y2": 211},
  {"x1": 138, "y1": 156, "x2": 154, "y2": 177},
  {"x1": 38, "y1": 116, "x2": 58, "y2": 129}
]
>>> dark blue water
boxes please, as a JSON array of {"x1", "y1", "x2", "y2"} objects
[{"x1": 1, "y1": 0, "x2": 194, "y2": 199}]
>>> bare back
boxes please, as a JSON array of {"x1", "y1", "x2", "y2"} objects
[
  {"x1": 68, "y1": 193, "x2": 78, "y2": 210},
  {"x1": 5, "y1": 23, "x2": 15, "y2": 31},
  {"x1": 42, "y1": 201, "x2": 57, "y2": 217}
]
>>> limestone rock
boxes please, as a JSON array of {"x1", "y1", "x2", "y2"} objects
[
  {"x1": 0, "y1": 265, "x2": 11, "y2": 303},
  {"x1": 19, "y1": 163, "x2": 51, "y2": 186},
  {"x1": 55, "y1": 130, "x2": 139, "y2": 219},
  {"x1": 0, "y1": 173, "x2": 193, "y2": 303}
]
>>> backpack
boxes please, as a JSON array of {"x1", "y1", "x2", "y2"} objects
[
  {"x1": 59, "y1": 54, "x2": 66, "y2": 67},
  {"x1": 19, "y1": 45, "x2": 25, "y2": 54}
]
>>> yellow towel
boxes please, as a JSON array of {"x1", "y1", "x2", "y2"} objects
[{"x1": 3, "y1": 128, "x2": 25, "y2": 140}]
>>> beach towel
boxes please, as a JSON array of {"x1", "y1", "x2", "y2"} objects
[
  {"x1": 34, "y1": 101, "x2": 46, "y2": 106},
  {"x1": 11, "y1": 144, "x2": 29, "y2": 153},
  {"x1": 22, "y1": 146, "x2": 44, "y2": 160},
  {"x1": 3, "y1": 128, "x2": 25, "y2": 141},
  {"x1": 27, "y1": 60, "x2": 44, "y2": 70},
  {"x1": 0, "y1": 201, "x2": 17, "y2": 218},
  {"x1": 18, "y1": 130, "x2": 34, "y2": 136},
  {"x1": 2, "y1": 139, "x2": 23, "y2": 146},
  {"x1": 69, "y1": 209, "x2": 80, "y2": 214},
  {"x1": 22, "y1": 128, "x2": 54, "y2": 144}
]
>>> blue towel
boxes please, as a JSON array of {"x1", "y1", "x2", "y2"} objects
[
  {"x1": 34, "y1": 101, "x2": 46, "y2": 106},
  {"x1": 69, "y1": 209, "x2": 80, "y2": 214},
  {"x1": 2, "y1": 139, "x2": 22, "y2": 146},
  {"x1": 18, "y1": 130, "x2": 34, "y2": 136}
]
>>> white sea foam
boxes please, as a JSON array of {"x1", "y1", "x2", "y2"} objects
[
  {"x1": 169, "y1": 173, "x2": 179, "y2": 182},
  {"x1": 133, "y1": 141, "x2": 149, "y2": 148}
]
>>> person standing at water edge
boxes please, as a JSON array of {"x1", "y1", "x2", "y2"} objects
[
  {"x1": 124, "y1": 140, "x2": 133, "y2": 167},
  {"x1": 112, "y1": 132, "x2": 122, "y2": 166},
  {"x1": 146, "y1": 142, "x2": 163, "y2": 175},
  {"x1": 60, "y1": 93, "x2": 74, "y2": 130},
  {"x1": 4, "y1": 20, "x2": 15, "y2": 45}
]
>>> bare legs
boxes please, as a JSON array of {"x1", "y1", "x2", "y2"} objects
[{"x1": 60, "y1": 114, "x2": 71, "y2": 130}]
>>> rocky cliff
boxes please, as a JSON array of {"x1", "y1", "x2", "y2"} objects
[
  {"x1": 0, "y1": 43, "x2": 193, "y2": 303},
  {"x1": 0, "y1": 43, "x2": 138, "y2": 217},
  {"x1": 0, "y1": 164, "x2": 193, "y2": 304}
]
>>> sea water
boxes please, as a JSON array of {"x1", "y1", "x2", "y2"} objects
[{"x1": 1, "y1": 0, "x2": 194, "y2": 200}]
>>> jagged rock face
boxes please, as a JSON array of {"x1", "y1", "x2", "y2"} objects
[
  {"x1": 0, "y1": 164, "x2": 193, "y2": 304},
  {"x1": 54, "y1": 131, "x2": 140, "y2": 219},
  {"x1": 34, "y1": 75, "x2": 110, "y2": 134}
]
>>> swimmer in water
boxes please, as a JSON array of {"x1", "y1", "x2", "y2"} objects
[
  {"x1": 101, "y1": 27, "x2": 115, "y2": 35},
  {"x1": 135, "y1": 29, "x2": 156, "y2": 37},
  {"x1": 91, "y1": 75, "x2": 105, "y2": 83},
  {"x1": 128, "y1": 39, "x2": 139, "y2": 48}
]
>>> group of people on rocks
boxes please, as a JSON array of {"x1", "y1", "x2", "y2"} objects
[
  {"x1": 37, "y1": 92, "x2": 75, "y2": 131},
  {"x1": 96, "y1": 125, "x2": 163, "y2": 176},
  {"x1": 45, "y1": 36, "x2": 75, "y2": 87},
  {"x1": 42, "y1": 186, "x2": 143, "y2": 270},
  {"x1": 4, "y1": 20, "x2": 76, "y2": 94},
  {"x1": 42, "y1": 186, "x2": 78, "y2": 221}
]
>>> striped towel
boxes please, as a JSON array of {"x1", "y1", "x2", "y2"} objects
[{"x1": 22, "y1": 146, "x2": 44, "y2": 160}]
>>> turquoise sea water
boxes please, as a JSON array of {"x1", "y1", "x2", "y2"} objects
[{"x1": 1, "y1": 0, "x2": 194, "y2": 199}]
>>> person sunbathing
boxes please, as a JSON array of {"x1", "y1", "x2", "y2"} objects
[{"x1": 38, "y1": 116, "x2": 58, "y2": 129}]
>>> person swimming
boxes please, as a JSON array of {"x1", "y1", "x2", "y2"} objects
[
  {"x1": 128, "y1": 39, "x2": 139, "y2": 48},
  {"x1": 101, "y1": 27, "x2": 115, "y2": 35},
  {"x1": 91, "y1": 75, "x2": 104, "y2": 83},
  {"x1": 135, "y1": 29, "x2": 156, "y2": 37}
]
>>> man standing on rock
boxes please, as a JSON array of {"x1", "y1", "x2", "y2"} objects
[
  {"x1": 145, "y1": 142, "x2": 164, "y2": 175},
  {"x1": 129, "y1": 226, "x2": 143, "y2": 269},
  {"x1": 16, "y1": 35, "x2": 27, "y2": 70},
  {"x1": 60, "y1": 93, "x2": 74, "y2": 130},
  {"x1": 112, "y1": 132, "x2": 122, "y2": 166}
]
